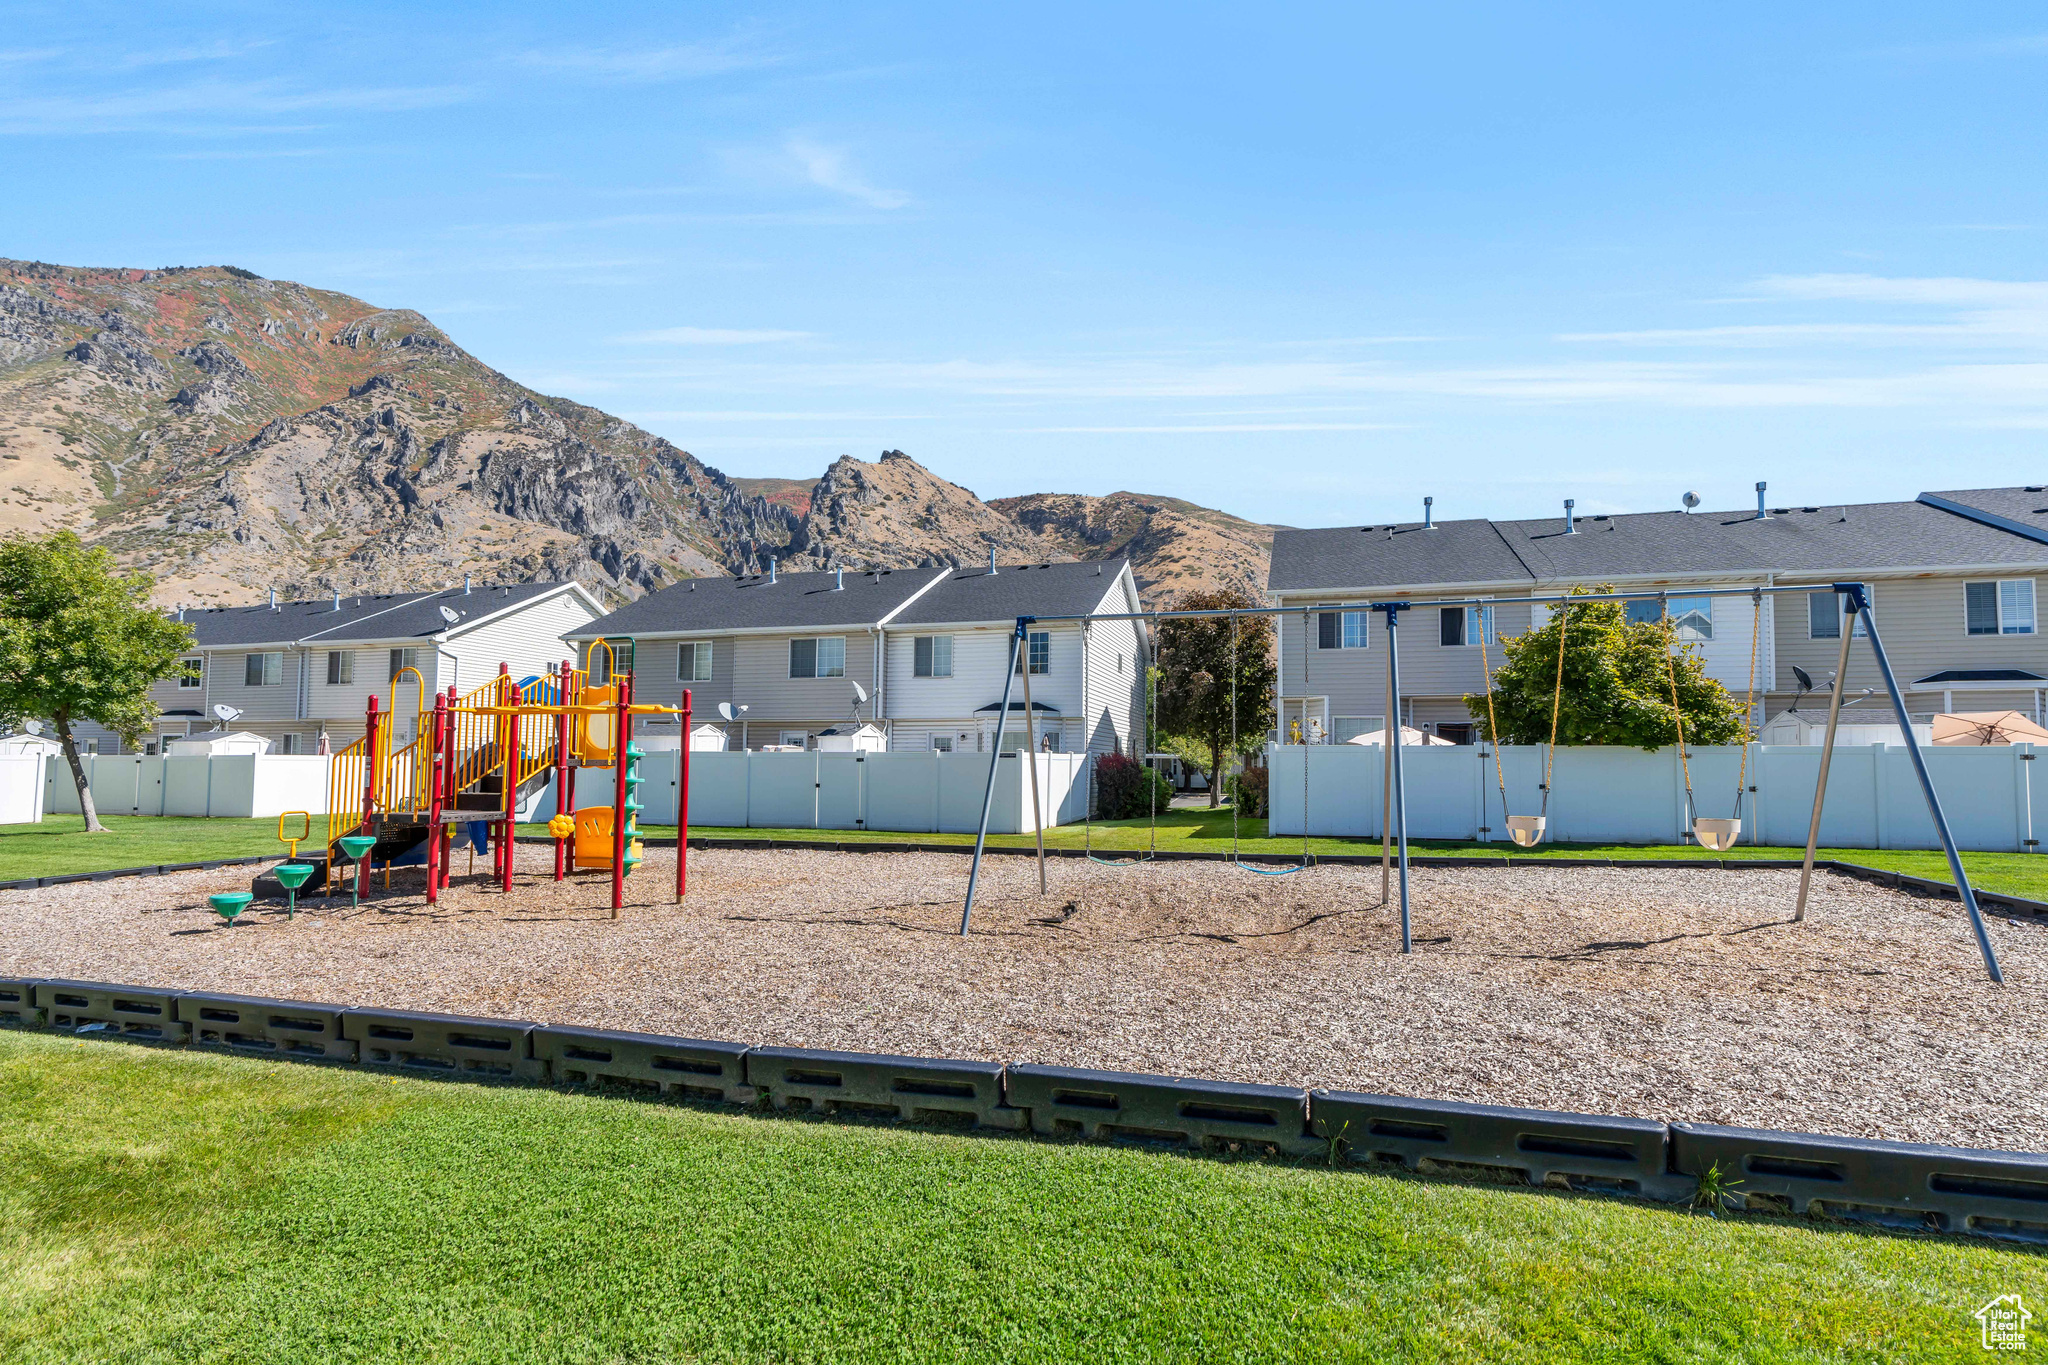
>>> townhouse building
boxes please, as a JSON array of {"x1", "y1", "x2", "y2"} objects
[
  {"x1": 1267, "y1": 485, "x2": 2048, "y2": 742},
  {"x1": 569, "y1": 558, "x2": 1148, "y2": 756}
]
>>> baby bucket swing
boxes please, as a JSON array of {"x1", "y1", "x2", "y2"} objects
[
  {"x1": 1477, "y1": 597, "x2": 1569, "y2": 847},
  {"x1": 1664, "y1": 589, "x2": 1762, "y2": 852}
]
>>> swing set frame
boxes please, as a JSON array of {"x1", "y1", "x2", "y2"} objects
[{"x1": 957, "y1": 581, "x2": 2005, "y2": 985}]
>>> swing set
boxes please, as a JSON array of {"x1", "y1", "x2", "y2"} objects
[{"x1": 957, "y1": 581, "x2": 2006, "y2": 985}]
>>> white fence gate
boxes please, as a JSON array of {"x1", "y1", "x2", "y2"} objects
[
  {"x1": 1267, "y1": 743, "x2": 2043, "y2": 853},
  {"x1": 534, "y1": 750, "x2": 1089, "y2": 836}
]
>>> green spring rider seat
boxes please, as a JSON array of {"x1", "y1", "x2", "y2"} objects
[
  {"x1": 207, "y1": 892, "x2": 254, "y2": 927},
  {"x1": 336, "y1": 835, "x2": 379, "y2": 909}
]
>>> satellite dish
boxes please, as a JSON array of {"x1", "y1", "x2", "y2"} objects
[
  {"x1": 851, "y1": 682, "x2": 869, "y2": 705},
  {"x1": 213, "y1": 704, "x2": 242, "y2": 723},
  {"x1": 1681, "y1": 491, "x2": 1701, "y2": 511},
  {"x1": 438, "y1": 605, "x2": 460, "y2": 625},
  {"x1": 717, "y1": 702, "x2": 734, "y2": 721},
  {"x1": 1792, "y1": 666, "x2": 1813, "y2": 694},
  {"x1": 23, "y1": 719, "x2": 41, "y2": 735}
]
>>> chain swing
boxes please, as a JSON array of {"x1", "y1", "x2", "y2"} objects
[
  {"x1": 1476, "y1": 597, "x2": 1571, "y2": 847},
  {"x1": 1675, "y1": 588, "x2": 1762, "y2": 852},
  {"x1": 1084, "y1": 615, "x2": 1160, "y2": 867}
]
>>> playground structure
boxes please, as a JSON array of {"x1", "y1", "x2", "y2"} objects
[
  {"x1": 959, "y1": 581, "x2": 2009, "y2": 985},
  {"x1": 320, "y1": 654, "x2": 692, "y2": 918}
]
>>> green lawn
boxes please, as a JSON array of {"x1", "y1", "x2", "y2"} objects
[
  {"x1": 0, "y1": 1030, "x2": 2027, "y2": 1364},
  {"x1": 0, "y1": 815, "x2": 290, "y2": 880},
  {"x1": 12, "y1": 806, "x2": 2048, "y2": 903}
]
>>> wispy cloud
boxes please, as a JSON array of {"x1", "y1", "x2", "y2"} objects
[
  {"x1": 160, "y1": 146, "x2": 331, "y2": 161},
  {"x1": 1021, "y1": 422, "x2": 1403, "y2": 433},
  {"x1": 616, "y1": 326, "x2": 813, "y2": 345},
  {"x1": 1561, "y1": 273, "x2": 2048, "y2": 348},
  {"x1": 0, "y1": 78, "x2": 472, "y2": 134},
  {"x1": 785, "y1": 137, "x2": 907, "y2": 209},
  {"x1": 513, "y1": 32, "x2": 784, "y2": 83},
  {"x1": 1856, "y1": 32, "x2": 2048, "y2": 60}
]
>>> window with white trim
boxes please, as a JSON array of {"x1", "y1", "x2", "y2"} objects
[
  {"x1": 388, "y1": 647, "x2": 422, "y2": 680},
  {"x1": 790, "y1": 636, "x2": 845, "y2": 678},
  {"x1": 1013, "y1": 631, "x2": 1050, "y2": 675},
  {"x1": 1438, "y1": 603, "x2": 1494, "y2": 647},
  {"x1": 1333, "y1": 715, "x2": 1385, "y2": 743},
  {"x1": 929, "y1": 734, "x2": 953, "y2": 753},
  {"x1": 244, "y1": 651, "x2": 283, "y2": 686},
  {"x1": 177, "y1": 657, "x2": 203, "y2": 688},
  {"x1": 326, "y1": 650, "x2": 354, "y2": 685},
  {"x1": 913, "y1": 635, "x2": 953, "y2": 677},
  {"x1": 1317, "y1": 610, "x2": 1370, "y2": 649},
  {"x1": 1808, "y1": 590, "x2": 1868, "y2": 639},
  {"x1": 677, "y1": 640, "x2": 712, "y2": 681},
  {"x1": 1966, "y1": 579, "x2": 2035, "y2": 636}
]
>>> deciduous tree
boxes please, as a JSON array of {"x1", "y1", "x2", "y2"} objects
[{"x1": 1154, "y1": 586, "x2": 1277, "y2": 807}]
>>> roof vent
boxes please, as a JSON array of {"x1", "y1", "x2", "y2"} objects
[
  {"x1": 333, "y1": 589, "x2": 341, "y2": 612},
  {"x1": 988, "y1": 546, "x2": 998, "y2": 576},
  {"x1": 1755, "y1": 481, "x2": 1769, "y2": 521},
  {"x1": 464, "y1": 574, "x2": 472, "y2": 595},
  {"x1": 269, "y1": 588, "x2": 277, "y2": 610},
  {"x1": 769, "y1": 557, "x2": 777, "y2": 584},
  {"x1": 1423, "y1": 496, "x2": 1434, "y2": 530},
  {"x1": 1563, "y1": 498, "x2": 1577, "y2": 534},
  {"x1": 834, "y1": 566, "x2": 844, "y2": 591}
]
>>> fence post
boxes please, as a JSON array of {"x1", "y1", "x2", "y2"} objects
[{"x1": 677, "y1": 687, "x2": 691, "y2": 902}]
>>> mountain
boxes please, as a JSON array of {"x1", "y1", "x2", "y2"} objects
[{"x1": 0, "y1": 260, "x2": 1272, "y2": 607}]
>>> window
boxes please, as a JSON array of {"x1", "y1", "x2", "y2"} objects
[
  {"x1": 278, "y1": 733, "x2": 299, "y2": 755},
  {"x1": 326, "y1": 650, "x2": 354, "y2": 685},
  {"x1": 388, "y1": 647, "x2": 422, "y2": 681},
  {"x1": 1669, "y1": 596, "x2": 1712, "y2": 641},
  {"x1": 85, "y1": 738, "x2": 99, "y2": 756},
  {"x1": 1012, "y1": 631, "x2": 1050, "y2": 675},
  {"x1": 1333, "y1": 716, "x2": 1384, "y2": 743},
  {"x1": 1966, "y1": 580, "x2": 2036, "y2": 636},
  {"x1": 914, "y1": 635, "x2": 953, "y2": 678},
  {"x1": 176, "y1": 657, "x2": 203, "y2": 689},
  {"x1": 1039, "y1": 730, "x2": 1061, "y2": 751},
  {"x1": 930, "y1": 734, "x2": 953, "y2": 753},
  {"x1": 1808, "y1": 590, "x2": 1868, "y2": 640},
  {"x1": 244, "y1": 651, "x2": 282, "y2": 686},
  {"x1": 588, "y1": 639, "x2": 634, "y2": 684},
  {"x1": 1439, "y1": 604, "x2": 1494, "y2": 647},
  {"x1": 1621, "y1": 597, "x2": 1712, "y2": 640},
  {"x1": 790, "y1": 636, "x2": 845, "y2": 678},
  {"x1": 1318, "y1": 610, "x2": 1371, "y2": 649},
  {"x1": 677, "y1": 641, "x2": 712, "y2": 681},
  {"x1": 779, "y1": 730, "x2": 811, "y2": 749}
]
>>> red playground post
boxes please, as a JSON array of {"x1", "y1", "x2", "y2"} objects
[
  {"x1": 498, "y1": 663, "x2": 515, "y2": 894},
  {"x1": 610, "y1": 672, "x2": 633, "y2": 918},
  {"x1": 677, "y1": 687, "x2": 691, "y2": 902},
  {"x1": 426, "y1": 689, "x2": 447, "y2": 904},
  {"x1": 441, "y1": 685, "x2": 458, "y2": 891},
  {"x1": 553, "y1": 659, "x2": 572, "y2": 881},
  {"x1": 360, "y1": 695, "x2": 381, "y2": 897}
]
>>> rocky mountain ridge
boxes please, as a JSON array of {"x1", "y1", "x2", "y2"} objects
[{"x1": 0, "y1": 260, "x2": 1273, "y2": 606}]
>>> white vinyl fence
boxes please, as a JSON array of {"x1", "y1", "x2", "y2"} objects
[
  {"x1": 0, "y1": 755, "x2": 44, "y2": 825},
  {"x1": 1268, "y1": 743, "x2": 2045, "y2": 853},
  {"x1": 534, "y1": 750, "x2": 1089, "y2": 836},
  {"x1": 43, "y1": 755, "x2": 333, "y2": 821}
]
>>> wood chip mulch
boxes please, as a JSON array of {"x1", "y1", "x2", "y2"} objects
[{"x1": 3, "y1": 846, "x2": 2042, "y2": 1151}]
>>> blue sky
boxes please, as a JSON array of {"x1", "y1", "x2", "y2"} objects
[{"x1": 4, "y1": 3, "x2": 2046, "y2": 527}]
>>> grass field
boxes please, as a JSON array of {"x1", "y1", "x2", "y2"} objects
[
  {"x1": 11, "y1": 806, "x2": 2048, "y2": 902},
  {"x1": 0, "y1": 1029, "x2": 2028, "y2": 1364}
]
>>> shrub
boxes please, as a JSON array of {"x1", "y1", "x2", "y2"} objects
[
  {"x1": 1091, "y1": 752, "x2": 1173, "y2": 820},
  {"x1": 1226, "y1": 757, "x2": 1270, "y2": 819}
]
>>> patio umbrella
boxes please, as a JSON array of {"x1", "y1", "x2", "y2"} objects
[
  {"x1": 1344, "y1": 725, "x2": 1456, "y2": 746},
  {"x1": 1930, "y1": 710, "x2": 2048, "y2": 746}
]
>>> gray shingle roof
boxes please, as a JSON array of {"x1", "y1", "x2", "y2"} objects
[
  {"x1": 1269, "y1": 491, "x2": 2048, "y2": 594},
  {"x1": 1919, "y1": 487, "x2": 2048, "y2": 543},
  {"x1": 571, "y1": 568, "x2": 943, "y2": 638},
  {"x1": 175, "y1": 583, "x2": 574, "y2": 648},
  {"x1": 889, "y1": 560, "x2": 1129, "y2": 626}
]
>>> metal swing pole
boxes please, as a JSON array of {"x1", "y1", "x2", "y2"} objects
[
  {"x1": 1794, "y1": 598, "x2": 1856, "y2": 922},
  {"x1": 961, "y1": 620, "x2": 1027, "y2": 934},
  {"x1": 1375, "y1": 602, "x2": 1412, "y2": 952},
  {"x1": 1381, "y1": 612, "x2": 1393, "y2": 903},
  {"x1": 1843, "y1": 582, "x2": 2004, "y2": 984}
]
